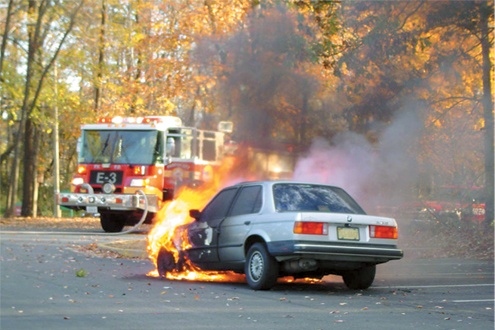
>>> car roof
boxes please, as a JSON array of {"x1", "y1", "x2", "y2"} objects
[{"x1": 228, "y1": 180, "x2": 341, "y2": 189}]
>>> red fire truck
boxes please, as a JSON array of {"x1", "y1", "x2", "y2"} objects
[{"x1": 57, "y1": 116, "x2": 232, "y2": 232}]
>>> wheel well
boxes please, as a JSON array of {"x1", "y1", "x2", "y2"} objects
[{"x1": 244, "y1": 235, "x2": 266, "y2": 255}]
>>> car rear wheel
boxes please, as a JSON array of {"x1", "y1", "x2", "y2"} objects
[
  {"x1": 245, "y1": 243, "x2": 279, "y2": 290},
  {"x1": 157, "y1": 249, "x2": 177, "y2": 277},
  {"x1": 342, "y1": 265, "x2": 376, "y2": 290},
  {"x1": 100, "y1": 214, "x2": 125, "y2": 233}
]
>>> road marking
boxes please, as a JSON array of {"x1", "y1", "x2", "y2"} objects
[
  {"x1": 452, "y1": 299, "x2": 495, "y2": 303},
  {"x1": 374, "y1": 283, "x2": 494, "y2": 289}
]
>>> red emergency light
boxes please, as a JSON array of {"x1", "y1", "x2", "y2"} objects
[{"x1": 95, "y1": 116, "x2": 181, "y2": 126}]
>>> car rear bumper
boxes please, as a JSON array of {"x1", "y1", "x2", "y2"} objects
[{"x1": 267, "y1": 240, "x2": 404, "y2": 263}]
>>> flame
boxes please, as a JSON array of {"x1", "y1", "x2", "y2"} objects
[
  {"x1": 146, "y1": 149, "x2": 320, "y2": 285},
  {"x1": 147, "y1": 186, "x2": 211, "y2": 267},
  {"x1": 147, "y1": 158, "x2": 247, "y2": 282}
]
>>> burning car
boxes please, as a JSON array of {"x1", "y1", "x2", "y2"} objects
[{"x1": 155, "y1": 181, "x2": 403, "y2": 290}]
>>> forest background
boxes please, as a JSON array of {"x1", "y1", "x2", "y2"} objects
[{"x1": 0, "y1": 0, "x2": 493, "y2": 228}]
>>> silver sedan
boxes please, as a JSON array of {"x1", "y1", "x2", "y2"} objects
[{"x1": 157, "y1": 181, "x2": 403, "y2": 290}]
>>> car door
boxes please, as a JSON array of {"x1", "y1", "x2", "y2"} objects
[
  {"x1": 186, "y1": 187, "x2": 238, "y2": 267},
  {"x1": 217, "y1": 185, "x2": 263, "y2": 262}
]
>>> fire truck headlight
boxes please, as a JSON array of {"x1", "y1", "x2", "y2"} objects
[
  {"x1": 130, "y1": 179, "x2": 148, "y2": 187},
  {"x1": 102, "y1": 183, "x2": 116, "y2": 194},
  {"x1": 72, "y1": 177, "x2": 84, "y2": 186}
]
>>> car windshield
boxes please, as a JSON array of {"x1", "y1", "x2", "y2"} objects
[
  {"x1": 79, "y1": 130, "x2": 163, "y2": 164},
  {"x1": 273, "y1": 183, "x2": 365, "y2": 214}
]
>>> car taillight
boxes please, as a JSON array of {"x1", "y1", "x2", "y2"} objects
[
  {"x1": 293, "y1": 221, "x2": 328, "y2": 235},
  {"x1": 369, "y1": 225, "x2": 398, "y2": 239}
]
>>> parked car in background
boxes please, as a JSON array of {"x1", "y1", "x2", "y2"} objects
[
  {"x1": 400, "y1": 186, "x2": 486, "y2": 227},
  {"x1": 157, "y1": 181, "x2": 403, "y2": 290}
]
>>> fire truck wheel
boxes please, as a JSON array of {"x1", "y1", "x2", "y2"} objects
[
  {"x1": 100, "y1": 214, "x2": 125, "y2": 233},
  {"x1": 157, "y1": 248, "x2": 177, "y2": 277}
]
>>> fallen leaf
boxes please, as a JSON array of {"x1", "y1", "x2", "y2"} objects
[{"x1": 75, "y1": 268, "x2": 87, "y2": 277}]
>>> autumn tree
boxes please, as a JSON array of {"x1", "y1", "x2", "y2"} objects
[
  {"x1": 0, "y1": 0, "x2": 17, "y2": 171},
  {"x1": 2, "y1": 0, "x2": 83, "y2": 217},
  {"x1": 194, "y1": 2, "x2": 347, "y2": 149},
  {"x1": 422, "y1": 1, "x2": 493, "y2": 225},
  {"x1": 333, "y1": 1, "x2": 429, "y2": 134},
  {"x1": 325, "y1": 1, "x2": 492, "y2": 222},
  {"x1": 1, "y1": 0, "x2": 492, "y2": 221}
]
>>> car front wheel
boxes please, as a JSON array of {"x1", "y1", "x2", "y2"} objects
[
  {"x1": 245, "y1": 243, "x2": 279, "y2": 290},
  {"x1": 157, "y1": 248, "x2": 177, "y2": 277},
  {"x1": 342, "y1": 265, "x2": 376, "y2": 290}
]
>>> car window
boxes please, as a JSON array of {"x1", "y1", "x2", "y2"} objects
[
  {"x1": 230, "y1": 185, "x2": 262, "y2": 216},
  {"x1": 201, "y1": 187, "x2": 238, "y2": 227},
  {"x1": 273, "y1": 183, "x2": 365, "y2": 214}
]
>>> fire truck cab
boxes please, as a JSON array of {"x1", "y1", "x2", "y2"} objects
[{"x1": 57, "y1": 116, "x2": 231, "y2": 232}]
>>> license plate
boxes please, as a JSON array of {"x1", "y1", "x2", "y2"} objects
[
  {"x1": 86, "y1": 206, "x2": 98, "y2": 214},
  {"x1": 89, "y1": 171, "x2": 123, "y2": 185},
  {"x1": 337, "y1": 227, "x2": 360, "y2": 241}
]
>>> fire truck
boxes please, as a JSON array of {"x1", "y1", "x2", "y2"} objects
[{"x1": 57, "y1": 116, "x2": 232, "y2": 232}]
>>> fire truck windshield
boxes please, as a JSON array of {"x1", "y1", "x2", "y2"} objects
[{"x1": 79, "y1": 130, "x2": 164, "y2": 164}]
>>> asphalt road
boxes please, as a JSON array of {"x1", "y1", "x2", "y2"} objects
[{"x1": 0, "y1": 230, "x2": 493, "y2": 330}]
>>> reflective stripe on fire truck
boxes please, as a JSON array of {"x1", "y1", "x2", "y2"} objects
[{"x1": 203, "y1": 165, "x2": 213, "y2": 183}]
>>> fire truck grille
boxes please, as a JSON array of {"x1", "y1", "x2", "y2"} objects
[{"x1": 92, "y1": 188, "x2": 122, "y2": 194}]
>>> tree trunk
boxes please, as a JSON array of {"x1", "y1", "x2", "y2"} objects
[
  {"x1": 480, "y1": 5, "x2": 494, "y2": 225},
  {"x1": 4, "y1": 0, "x2": 36, "y2": 217},
  {"x1": 95, "y1": 0, "x2": 106, "y2": 112},
  {"x1": 0, "y1": 0, "x2": 14, "y2": 78},
  {"x1": 21, "y1": 117, "x2": 38, "y2": 216},
  {"x1": 4, "y1": 130, "x2": 21, "y2": 217}
]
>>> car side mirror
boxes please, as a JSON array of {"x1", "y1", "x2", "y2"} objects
[{"x1": 189, "y1": 209, "x2": 202, "y2": 221}]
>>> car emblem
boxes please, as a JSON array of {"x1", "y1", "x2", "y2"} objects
[{"x1": 347, "y1": 215, "x2": 352, "y2": 223}]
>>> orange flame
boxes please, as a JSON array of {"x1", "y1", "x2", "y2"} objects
[
  {"x1": 146, "y1": 149, "x2": 315, "y2": 285},
  {"x1": 147, "y1": 157, "x2": 248, "y2": 282}
]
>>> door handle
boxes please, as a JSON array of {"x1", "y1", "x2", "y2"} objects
[{"x1": 244, "y1": 221, "x2": 251, "y2": 225}]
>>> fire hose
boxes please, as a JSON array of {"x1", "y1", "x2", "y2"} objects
[
  {"x1": 116, "y1": 189, "x2": 149, "y2": 235},
  {"x1": 0, "y1": 191, "x2": 152, "y2": 261},
  {"x1": 7, "y1": 189, "x2": 151, "y2": 237},
  {"x1": 77, "y1": 184, "x2": 149, "y2": 235}
]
